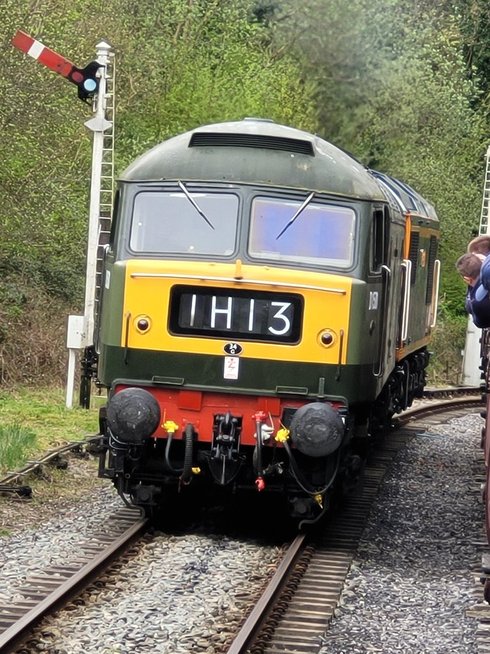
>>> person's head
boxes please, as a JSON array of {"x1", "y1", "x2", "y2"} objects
[
  {"x1": 456, "y1": 252, "x2": 482, "y2": 286},
  {"x1": 468, "y1": 235, "x2": 490, "y2": 256}
]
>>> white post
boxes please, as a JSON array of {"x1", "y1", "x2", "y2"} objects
[
  {"x1": 66, "y1": 350, "x2": 77, "y2": 408},
  {"x1": 65, "y1": 315, "x2": 84, "y2": 408},
  {"x1": 462, "y1": 316, "x2": 482, "y2": 386}
]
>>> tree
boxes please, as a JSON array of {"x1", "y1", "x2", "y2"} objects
[{"x1": 0, "y1": 0, "x2": 316, "y2": 383}]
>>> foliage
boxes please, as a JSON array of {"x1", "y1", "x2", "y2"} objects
[
  {"x1": 454, "y1": 0, "x2": 490, "y2": 96},
  {"x1": 426, "y1": 313, "x2": 468, "y2": 386},
  {"x1": 0, "y1": 386, "x2": 102, "y2": 471},
  {"x1": 0, "y1": 280, "x2": 78, "y2": 385},
  {"x1": 0, "y1": 386, "x2": 101, "y2": 460}
]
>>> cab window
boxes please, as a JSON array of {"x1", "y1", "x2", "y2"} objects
[
  {"x1": 249, "y1": 196, "x2": 355, "y2": 268},
  {"x1": 129, "y1": 190, "x2": 239, "y2": 256}
]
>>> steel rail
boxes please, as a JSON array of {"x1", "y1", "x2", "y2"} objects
[
  {"x1": 226, "y1": 532, "x2": 308, "y2": 654},
  {"x1": 0, "y1": 508, "x2": 146, "y2": 653},
  {"x1": 395, "y1": 395, "x2": 483, "y2": 426},
  {"x1": 0, "y1": 435, "x2": 101, "y2": 491}
]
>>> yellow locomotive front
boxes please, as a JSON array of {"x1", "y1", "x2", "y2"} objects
[{"x1": 95, "y1": 119, "x2": 438, "y2": 522}]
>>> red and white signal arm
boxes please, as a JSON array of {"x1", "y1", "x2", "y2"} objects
[
  {"x1": 12, "y1": 31, "x2": 76, "y2": 78},
  {"x1": 11, "y1": 30, "x2": 100, "y2": 100}
]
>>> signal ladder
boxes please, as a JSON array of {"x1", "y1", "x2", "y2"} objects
[
  {"x1": 95, "y1": 50, "x2": 115, "y2": 314},
  {"x1": 479, "y1": 145, "x2": 490, "y2": 235}
]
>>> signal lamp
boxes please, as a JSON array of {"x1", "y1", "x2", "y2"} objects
[{"x1": 68, "y1": 61, "x2": 101, "y2": 101}]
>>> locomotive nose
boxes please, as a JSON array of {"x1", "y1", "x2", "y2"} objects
[
  {"x1": 107, "y1": 387, "x2": 161, "y2": 443},
  {"x1": 290, "y1": 402, "x2": 344, "y2": 457}
]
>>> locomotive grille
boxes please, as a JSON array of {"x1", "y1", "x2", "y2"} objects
[
  {"x1": 189, "y1": 132, "x2": 315, "y2": 155},
  {"x1": 408, "y1": 232, "x2": 420, "y2": 285}
]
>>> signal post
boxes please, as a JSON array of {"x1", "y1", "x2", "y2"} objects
[
  {"x1": 462, "y1": 144, "x2": 490, "y2": 386},
  {"x1": 11, "y1": 31, "x2": 114, "y2": 408}
]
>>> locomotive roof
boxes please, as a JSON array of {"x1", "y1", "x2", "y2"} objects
[
  {"x1": 120, "y1": 118, "x2": 386, "y2": 201},
  {"x1": 120, "y1": 119, "x2": 437, "y2": 221},
  {"x1": 370, "y1": 170, "x2": 438, "y2": 221}
]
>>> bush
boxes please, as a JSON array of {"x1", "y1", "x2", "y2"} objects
[
  {"x1": 0, "y1": 281, "x2": 72, "y2": 386},
  {"x1": 427, "y1": 315, "x2": 467, "y2": 386}
]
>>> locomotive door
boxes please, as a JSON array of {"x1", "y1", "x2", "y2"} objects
[{"x1": 369, "y1": 207, "x2": 401, "y2": 384}]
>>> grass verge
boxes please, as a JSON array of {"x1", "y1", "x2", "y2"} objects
[
  {"x1": 0, "y1": 386, "x2": 105, "y2": 474},
  {"x1": 0, "y1": 424, "x2": 37, "y2": 472}
]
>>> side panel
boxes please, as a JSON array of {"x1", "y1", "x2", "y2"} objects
[
  {"x1": 347, "y1": 208, "x2": 406, "y2": 394},
  {"x1": 397, "y1": 224, "x2": 439, "y2": 360}
]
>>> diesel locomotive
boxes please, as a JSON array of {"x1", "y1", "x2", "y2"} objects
[{"x1": 95, "y1": 118, "x2": 440, "y2": 523}]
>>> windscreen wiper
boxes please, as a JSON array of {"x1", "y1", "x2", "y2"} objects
[
  {"x1": 275, "y1": 191, "x2": 315, "y2": 240},
  {"x1": 178, "y1": 180, "x2": 215, "y2": 230}
]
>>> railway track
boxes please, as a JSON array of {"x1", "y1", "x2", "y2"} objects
[
  {"x1": 0, "y1": 392, "x2": 483, "y2": 653},
  {"x1": 225, "y1": 395, "x2": 484, "y2": 654},
  {"x1": 0, "y1": 507, "x2": 147, "y2": 653}
]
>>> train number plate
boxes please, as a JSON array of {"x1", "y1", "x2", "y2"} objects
[{"x1": 169, "y1": 285, "x2": 302, "y2": 342}]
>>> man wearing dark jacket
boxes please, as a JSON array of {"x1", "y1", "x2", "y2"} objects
[{"x1": 456, "y1": 252, "x2": 490, "y2": 328}]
